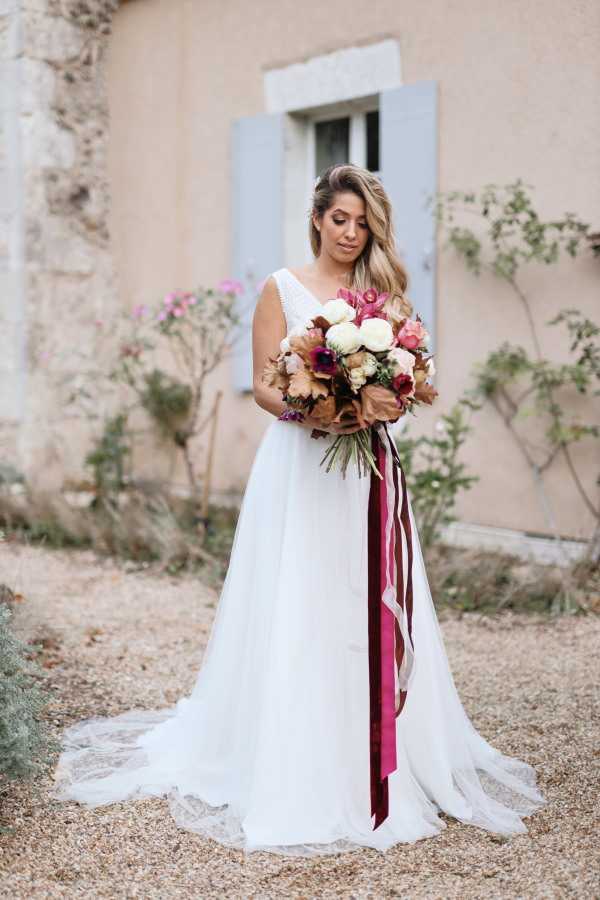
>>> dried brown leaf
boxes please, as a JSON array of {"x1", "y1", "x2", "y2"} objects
[
  {"x1": 287, "y1": 368, "x2": 329, "y2": 401},
  {"x1": 360, "y1": 384, "x2": 401, "y2": 424}
]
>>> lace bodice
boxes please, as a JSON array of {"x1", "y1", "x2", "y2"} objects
[{"x1": 271, "y1": 268, "x2": 325, "y2": 333}]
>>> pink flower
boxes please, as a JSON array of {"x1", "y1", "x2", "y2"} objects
[
  {"x1": 173, "y1": 307, "x2": 184, "y2": 317},
  {"x1": 120, "y1": 343, "x2": 142, "y2": 359},
  {"x1": 158, "y1": 311, "x2": 167, "y2": 321},
  {"x1": 336, "y1": 287, "x2": 359, "y2": 305},
  {"x1": 338, "y1": 287, "x2": 389, "y2": 326},
  {"x1": 164, "y1": 292, "x2": 177, "y2": 306},
  {"x1": 132, "y1": 304, "x2": 148, "y2": 319},
  {"x1": 217, "y1": 278, "x2": 244, "y2": 295},
  {"x1": 396, "y1": 318, "x2": 429, "y2": 351}
]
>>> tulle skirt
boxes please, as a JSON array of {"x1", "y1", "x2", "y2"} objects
[{"x1": 51, "y1": 419, "x2": 545, "y2": 856}]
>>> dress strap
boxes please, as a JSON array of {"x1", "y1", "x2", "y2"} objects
[{"x1": 269, "y1": 268, "x2": 319, "y2": 332}]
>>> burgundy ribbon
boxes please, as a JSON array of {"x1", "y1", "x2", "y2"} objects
[{"x1": 367, "y1": 424, "x2": 414, "y2": 829}]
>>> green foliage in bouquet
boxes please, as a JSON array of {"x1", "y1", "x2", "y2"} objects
[
  {"x1": 0, "y1": 604, "x2": 56, "y2": 793},
  {"x1": 433, "y1": 179, "x2": 600, "y2": 576},
  {"x1": 394, "y1": 395, "x2": 480, "y2": 550}
]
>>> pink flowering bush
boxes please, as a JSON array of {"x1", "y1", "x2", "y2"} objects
[
  {"x1": 111, "y1": 281, "x2": 248, "y2": 504},
  {"x1": 65, "y1": 279, "x2": 250, "y2": 514}
]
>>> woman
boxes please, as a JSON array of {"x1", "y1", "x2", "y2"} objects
[{"x1": 52, "y1": 164, "x2": 544, "y2": 856}]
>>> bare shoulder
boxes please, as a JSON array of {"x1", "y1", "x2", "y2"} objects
[
  {"x1": 253, "y1": 274, "x2": 285, "y2": 325},
  {"x1": 256, "y1": 274, "x2": 281, "y2": 308}
]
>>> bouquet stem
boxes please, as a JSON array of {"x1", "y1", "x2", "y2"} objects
[{"x1": 319, "y1": 428, "x2": 383, "y2": 480}]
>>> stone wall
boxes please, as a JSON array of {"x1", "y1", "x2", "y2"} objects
[
  {"x1": 0, "y1": 0, "x2": 25, "y2": 460},
  {"x1": 0, "y1": 0, "x2": 120, "y2": 490}
]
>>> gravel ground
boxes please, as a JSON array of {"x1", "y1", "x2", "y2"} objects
[{"x1": 0, "y1": 541, "x2": 598, "y2": 900}]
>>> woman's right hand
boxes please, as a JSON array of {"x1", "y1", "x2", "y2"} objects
[{"x1": 301, "y1": 411, "x2": 366, "y2": 435}]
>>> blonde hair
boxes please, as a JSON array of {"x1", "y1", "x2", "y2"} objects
[{"x1": 309, "y1": 164, "x2": 413, "y2": 324}]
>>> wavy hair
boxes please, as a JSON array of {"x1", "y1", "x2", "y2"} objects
[{"x1": 309, "y1": 164, "x2": 413, "y2": 324}]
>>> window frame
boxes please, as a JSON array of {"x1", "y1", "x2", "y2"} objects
[{"x1": 305, "y1": 96, "x2": 380, "y2": 194}]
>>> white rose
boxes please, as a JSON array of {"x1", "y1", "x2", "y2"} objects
[
  {"x1": 321, "y1": 298, "x2": 356, "y2": 325},
  {"x1": 387, "y1": 347, "x2": 416, "y2": 375},
  {"x1": 284, "y1": 352, "x2": 303, "y2": 374},
  {"x1": 325, "y1": 321, "x2": 362, "y2": 355},
  {"x1": 358, "y1": 317, "x2": 394, "y2": 352},
  {"x1": 426, "y1": 357, "x2": 436, "y2": 377},
  {"x1": 348, "y1": 366, "x2": 367, "y2": 393},
  {"x1": 362, "y1": 352, "x2": 378, "y2": 377}
]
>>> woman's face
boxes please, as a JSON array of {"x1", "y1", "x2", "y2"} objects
[{"x1": 313, "y1": 191, "x2": 370, "y2": 264}]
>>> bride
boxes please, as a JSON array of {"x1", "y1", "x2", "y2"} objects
[{"x1": 51, "y1": 163, "x2": 545, "y2": 856}]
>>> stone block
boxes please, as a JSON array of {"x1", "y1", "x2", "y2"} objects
[
  {"x1": 18, "y1": 57, "x2": 56, "y2": 114},
  {"x1": 22, "y1": 11, "x2": 84, "y2": 63},
  {"x1": 26, "y1": 214, "x2": 94, "y2": 273},
  {"x1": 21, "y1": 109, "x2": 75, "y2": 168},
  {"x1": 0, "y1": 367, "x2": 24, "y2": 420},
  {"x1": 0, "y1": 167, "x2": 19, "y2": 216},
  {"x1": 0, "y1": 58, "x2": 19, "y2": 113},
  {"x1": 0, "y1": 9, "x2": 22, "y2": 59},
  {"x1": 0, "y1": 317, "x2": 22, "y2": 368},
  {"x1": 0, "y1": 213, "x2": 9, "y2": 262},
  {"x1": 0, "y1": 16, "x2": 9, "y2": 61},
  {"x1": 0, "y1": 269, "x2": 23, "y2": 322}
]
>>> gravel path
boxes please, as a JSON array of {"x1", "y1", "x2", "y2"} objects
[{"x1": 1, "y1": 541, "x2": 598, "y2": 899}]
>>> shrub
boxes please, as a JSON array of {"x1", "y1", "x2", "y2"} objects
[
  {"x1": 394, "y1": 395, "x2": 480, "y2": 550},
  {"x1": 0, "y1": 603, "x2": 56, "y2": 789}
]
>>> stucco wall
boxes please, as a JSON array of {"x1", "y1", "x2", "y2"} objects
[{"x1": 105, "y1": 0, "x2": 600, "y2": 540}]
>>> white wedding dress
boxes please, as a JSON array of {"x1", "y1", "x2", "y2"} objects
[{"x1": 51, "y1": 267, "x2": 545, "y2": 856}]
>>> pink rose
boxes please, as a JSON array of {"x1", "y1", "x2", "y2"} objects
[{"x1": 396, "y1": 318, "x2": 429, "y2": 351}]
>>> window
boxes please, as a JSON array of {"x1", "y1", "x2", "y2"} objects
[
  {"x1": 365, "y1": 110, "x2": 379, "y2": 172},
  {"x1": 311, "y1": 109, "x2": 380, "y2": 179},
  {"x1": 315, "y1": 118, "x2": 350, "y2": 173}
]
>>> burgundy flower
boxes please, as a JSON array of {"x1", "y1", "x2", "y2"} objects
[
  {"x1": 392, "y1": 372, "x2": 414, "y2": 397},
  {"x1": 309, "y1": 345, "x2": 338, "y2": 375},
  {"x1": 278, "y1": 409, "x2": 305, "y2": 422}
]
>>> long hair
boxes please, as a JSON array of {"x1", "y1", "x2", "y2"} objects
[{"x1": 309, "y1": 164, "x2": 413, "y2": 324}]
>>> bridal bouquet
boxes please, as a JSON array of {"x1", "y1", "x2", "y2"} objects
[{"x1": 262, "y1": 287, "x2": 438, "y2": 478}]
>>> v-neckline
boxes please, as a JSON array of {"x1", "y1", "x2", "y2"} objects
[{"x1": 284, "y1": 267, "x2": 340, "y2": 308}]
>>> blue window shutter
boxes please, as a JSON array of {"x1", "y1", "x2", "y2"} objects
[
  {"x1": 380, "y1": 82, "x2": 438, "y2": 352},
  {"x1": 231, "y1": 112, "x2": 285, "y2": 392}
]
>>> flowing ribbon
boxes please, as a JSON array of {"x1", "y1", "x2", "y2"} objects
[{"x1": 368, "y1": 422, "x2": 415, "y2": 829}]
